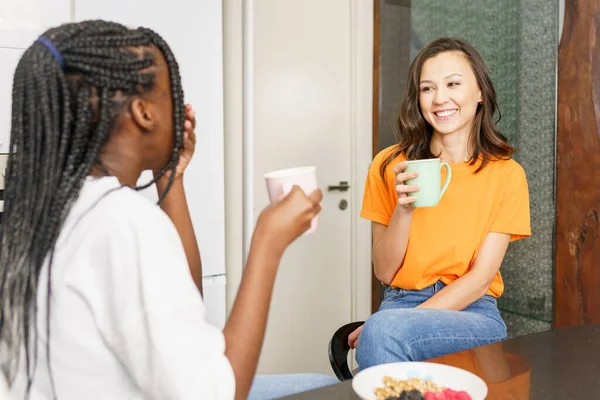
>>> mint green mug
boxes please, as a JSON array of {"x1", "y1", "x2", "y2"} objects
[{"x1": 405, "y1": 158, "x2": 451, "y2": 208}]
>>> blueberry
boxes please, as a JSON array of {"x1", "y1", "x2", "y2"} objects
[{"x1": 399, "y1": 389, "x2": 425, "y2": 400}]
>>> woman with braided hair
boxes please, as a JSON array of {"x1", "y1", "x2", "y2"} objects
[{"x1": 1, "y1": 20, "x2": 334, "y2": 399}]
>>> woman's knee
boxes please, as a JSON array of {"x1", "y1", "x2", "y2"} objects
[
  {"x1": 356, "y1": 313, "x2": 384, "y2": 367},
  {"x1": 356, "y1": 311, "x2": 413, "y2": 368},
  {"x1": 357, "y1": 311, "x2": 390, "y2": 349}
]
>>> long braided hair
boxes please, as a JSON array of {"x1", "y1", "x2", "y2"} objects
[{"x1": 0, "y1": 20, "x2": 185, "y2": 391}]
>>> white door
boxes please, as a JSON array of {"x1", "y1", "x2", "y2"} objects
[{"x1": 253, "y1": 0, "x2": 360, "y2": 375}]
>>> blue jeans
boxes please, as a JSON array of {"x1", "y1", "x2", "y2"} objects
[
  {"x1": 248, "y1": 374, "x2": 339, "y2": 399},
  {"x1": 356, "y1": 281, "x2": 507, "y2": 370}
]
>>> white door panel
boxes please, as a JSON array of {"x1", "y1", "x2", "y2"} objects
[{"x1": 253, "y1": 0, "x2": 353, "y2": 375}]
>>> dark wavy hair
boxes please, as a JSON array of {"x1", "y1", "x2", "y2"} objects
[
  {"x1": 380, "y1": 37, "x2": 515, "y2": 181},
  {"x1": 0, "y1": 20, "x2": 185, "y2": 395}
]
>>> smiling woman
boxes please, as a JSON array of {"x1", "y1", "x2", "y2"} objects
[
  {"x1": 352, "y1": 37, "x2": 531, "y2": 369},
  {"x1": 379, "y1": 37, "x2": 515, "y2": 178}
]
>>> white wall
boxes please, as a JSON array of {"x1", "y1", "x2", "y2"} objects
[
  {"x1": 0, "y1": 0, "x2": 72, "y2": 156},
  {"x1": 0, "y1": 48, "x2": 22, "y2": 156}
]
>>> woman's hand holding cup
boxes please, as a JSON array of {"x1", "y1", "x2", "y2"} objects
[{"x1": 393, "y1": 161, "x2": 420, "y2": 210}]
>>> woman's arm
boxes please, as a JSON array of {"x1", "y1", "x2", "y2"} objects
[
  {"x1": 371, "y1": 161, "x2": 419, "y2": 284},
  {"x1": 417, "y1": 232, "x2": 511, "y2": 310},
  {"x1": 371, "y1": 208, "x2": 413, "y2": 284}
]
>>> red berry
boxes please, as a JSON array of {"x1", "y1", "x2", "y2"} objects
[
  {"x1": 435, "y1": 392, "x2": 448, "y2": 400},
  {"x1": 424, "y1": 392, "x2": 445, "y2": 400},
  {"x1": 437, "y1": 389, "x2": 472, "y2": 400},
  {"x1": 455, "y1": 391, "x2": 472, "y2": 400}
]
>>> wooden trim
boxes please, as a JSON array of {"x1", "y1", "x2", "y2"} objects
[
  {"x1": 555, "y1": 0, "x2": 600, "y2": 327},
  {"x1": 371, "y1": 0, "x2": 381, "y2": 315},
  {"x1": 372, "y1": 0, "x2": 380, "y2": 160}
]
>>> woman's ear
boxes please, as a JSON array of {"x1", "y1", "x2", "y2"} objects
[{"x1": 129, "y1": 98, "x2": 155, "y2": 132}]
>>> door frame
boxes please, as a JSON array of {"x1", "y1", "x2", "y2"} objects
[
  {"x1": 371, "y1": 0, "x2": 381, "y2": 314},
  {"x1": 223, "y1": 0, "x2": 374, "y2": 324}
]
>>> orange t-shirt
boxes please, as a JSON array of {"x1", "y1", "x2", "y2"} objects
[{"x1": 361, "y1": 146, "x2": 531, "y2": 297}]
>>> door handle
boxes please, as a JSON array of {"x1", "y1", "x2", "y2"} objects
[{"x1": 327, "y1": 181, "x2": 350, "y2": 192}]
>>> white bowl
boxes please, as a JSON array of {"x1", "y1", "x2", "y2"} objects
[{"x1": 352, "y1": 362, "x2": 488, "y2": 400}]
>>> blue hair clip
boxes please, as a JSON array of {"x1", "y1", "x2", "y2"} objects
[{"x1": 37, "y1": 36, "x2": 64, "y2": 69}]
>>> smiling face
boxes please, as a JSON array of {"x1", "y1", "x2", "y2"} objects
[{"x1": 418, "y1": 51, "x2": 483, "y2": 139}]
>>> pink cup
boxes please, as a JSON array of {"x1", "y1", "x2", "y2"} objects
[{"x1": 264, "y1": 166, "x2": 319, "y2": 234}]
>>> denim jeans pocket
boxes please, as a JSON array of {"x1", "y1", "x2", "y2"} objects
[{"x1": 382, "y1": 286, "x2": 404, "y2": 302}]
